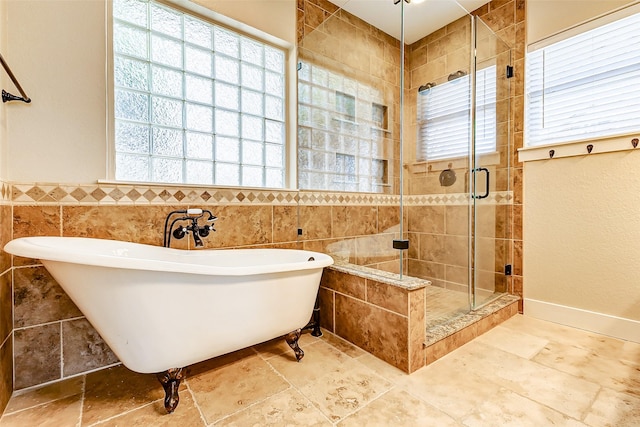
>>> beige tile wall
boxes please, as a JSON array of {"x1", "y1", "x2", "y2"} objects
[
  {"x1": 0, "y1": 194, "x2": 12, "y2": 413},
  {"x1": 5, "y1": 184, "x2": 395, "y2": 390}
]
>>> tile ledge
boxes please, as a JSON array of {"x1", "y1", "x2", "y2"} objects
[
  {"x1": 424, "y1": 294, "x2": 520, "y2": 346},
  {"x1": 327, "y1": 263, "x2": 430, "y2": 290}
]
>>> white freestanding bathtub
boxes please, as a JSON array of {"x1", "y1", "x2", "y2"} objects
[{"x1": 5, "y1": 236, "x2": 333, "y2": 412}]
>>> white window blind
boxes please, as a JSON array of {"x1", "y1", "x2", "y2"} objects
[
  {"x1": 526, "y1": 11, "x2": 640, "y2": 147},
  {"x1": 112, "y1": 0, "x2": 286, "y2": 187},
  {"x1": 417, "y1": 66, "x2": 497, "y2": 161}
]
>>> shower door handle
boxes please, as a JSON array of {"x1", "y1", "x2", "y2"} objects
[{"x1": 473, "y1": 167, "x2": 490, "y2": 199}]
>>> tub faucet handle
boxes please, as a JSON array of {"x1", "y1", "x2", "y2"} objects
[
  {"x1": 172, "y1": 226, "x2": 188, "y2": 240},
  {"x1": 199, "y1": 225, "x2": 216, "y2": 237}
]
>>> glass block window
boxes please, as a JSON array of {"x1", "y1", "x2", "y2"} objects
[
  {"x1": 297, "y1": 62, "x2": 390, "y2": 193},
  {"x1": 112, "y1": 0, "x2": 286, "y2": 187},
  {"x1": 335, "y1": 92, "x2": 356, "y2": 122}
]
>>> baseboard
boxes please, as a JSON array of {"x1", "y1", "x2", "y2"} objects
[{"x1": 524, "y1": 298, "x2": 640, "y2": 343}]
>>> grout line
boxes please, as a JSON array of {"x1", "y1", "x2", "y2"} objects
[
  {"x1": 11, "y1": 362, "x2": 122, "y2": 397},
  {"x1": 332, "y1": 290, "x2": 336, "y2": 334},
  {"x1": 13, "y1": 316, "x2": 87, "y2": 332},
  {"x1": 1, "y1": 376, "x2": 87, "y2": 418},
  {"x1": 332, "y1": 290, "x2": 409, "y2": 318},
  {"x1": 11, "y1": 263, "x2": 45, "y2": 271},
  {"x1": 182, "y1": 380, "x2": 209, "y2": 427},
  {"x1": 84, "y1": 399, "x2": 159, "y2": 427},
  {"x1": 1, "y1": 395, "x2": 71, "y2": 418},
  {"x1": 580, "y1": 385, "x2": 604, "y2": 423},
  {"x1": 10, "y1": 264, "x2": 14, "y2": 391},
  {"x1": 295, "y1": 337, "x2": 396, "y2": 425},
  {"x1": 455, "y1": 338, "x2": 603, "y2": 423},
  {"x1": 60, "y1": 322, "x2": 64, "y2": 380},
  {"x1": 77, "y1": 375, "x2": 86, "y2": 427},
  {"x1": 0, "y1": 328, "x2": 11, "y2": 349},
  {"x1": 261, "y1": 348, "x2": 336, "y2": 426},
  {"x1": 398, "y1": 380, "x2": 469, "y2": 424},
  {"x1": 336, "y1": 385, "x2": 397, "y2": 424},
  {"x1": 207, "y1": 383, "x2": 294, "y2": 425}
]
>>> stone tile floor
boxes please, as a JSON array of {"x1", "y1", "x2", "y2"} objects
[{"x1": 1, "y1": 314, "x2": 639, "y2": 426}]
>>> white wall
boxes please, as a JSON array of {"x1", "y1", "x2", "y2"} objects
[
  {"x1": 525, "y1": 152, "x2": 640, "y2": 319},
  {"x1": 0, "y1": 0, "x2": 8, "y2": 180},
  {"x1": 191, "y1": 0, "x2": 295, "y2": 44},
  {"x1": 527, "y1": 0, "x2": 634, "y2": 44},
  {"x1": 524, "y1": 1, "x2": 640, "y2": 341},
  {"x1": 4, "y1": 0, "x2": 295, "y2": 184},
  {"x1": 6, "y1": 0, "x2": 107, "y2": 183}
]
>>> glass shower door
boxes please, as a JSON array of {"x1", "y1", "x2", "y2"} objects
[{"x1": 471, "y1": 16, "x2": 512, "y2": 308}]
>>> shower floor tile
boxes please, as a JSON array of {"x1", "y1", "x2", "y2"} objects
[
  {"x1": 424, "y1": 285, "x2": 470, "y2": 328},
  {"x1": 1, "y1": 314, "x2": 638, "y2": 426}
]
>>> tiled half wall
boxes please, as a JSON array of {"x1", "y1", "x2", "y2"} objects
[
  {"x1": 319, "y1": 266, "x2": 429, "y2": 373},
  {"x1": 318, "y1": 265, "x2": 520, "y2": 374}
]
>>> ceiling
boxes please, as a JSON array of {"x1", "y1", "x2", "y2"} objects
[{"x1": 328, "y1": 0, "x2": 491, "y2": 44}]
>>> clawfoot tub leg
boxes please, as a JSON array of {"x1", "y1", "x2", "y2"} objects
[
  {"x1": 285, "y1": 329, "x2": 304, "y2": 362},
  {"x1": 302, "y1": 296, "x2": 323, "y2": 337},
  {"x1": 156, "y1": 368, "x2": 185, "y2": 414}
]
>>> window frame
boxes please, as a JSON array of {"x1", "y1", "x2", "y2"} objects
[
  {"x1": 521, "y1": 3, "x2": 640, "y2": 162},
  {"x1": 106, "y1": 0, "x2": 296, "y2": 189}
]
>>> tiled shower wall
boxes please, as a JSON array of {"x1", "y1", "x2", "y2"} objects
[
  {"x1": 6, "y1": 183, "x2": 396, "y2": 391},
  {"x1": 404, "y1": 0, "x2": 525, "y2": 303}
]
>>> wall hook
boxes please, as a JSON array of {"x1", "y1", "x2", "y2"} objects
[
  {"x1": 549, "y1": 149, "x2": 555, "y2": 158},
  {"x1": 632, "y1": 138, "x2": 639, "y2": 148},
  {"x1": 587, "y1": 144, "x2": 594, "y2": 154}
]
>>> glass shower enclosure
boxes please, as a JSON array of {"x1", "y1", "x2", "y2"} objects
[{"x1": 296, "y1": 0, "x2": 512, "y2": 330}]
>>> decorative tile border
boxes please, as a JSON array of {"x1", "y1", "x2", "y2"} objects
[
  {"x1": 0, "y1": 182, "x2": 10, "y2": 204},
  {"x1": 404, "y1": 191, "x2": 513, "y2": 206},
  {"x1": 299, "y1": 191, "x2": 512, "y2": 206},
  {"x1": 7, "y1": 182, "x2": 513, "y2": 207},
  {"x1": 298, "y1": 191, "x2": 399, "y2": 206},
  {"x1": 11, "y1": 183, "x2": 300, "y2": 206}
]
